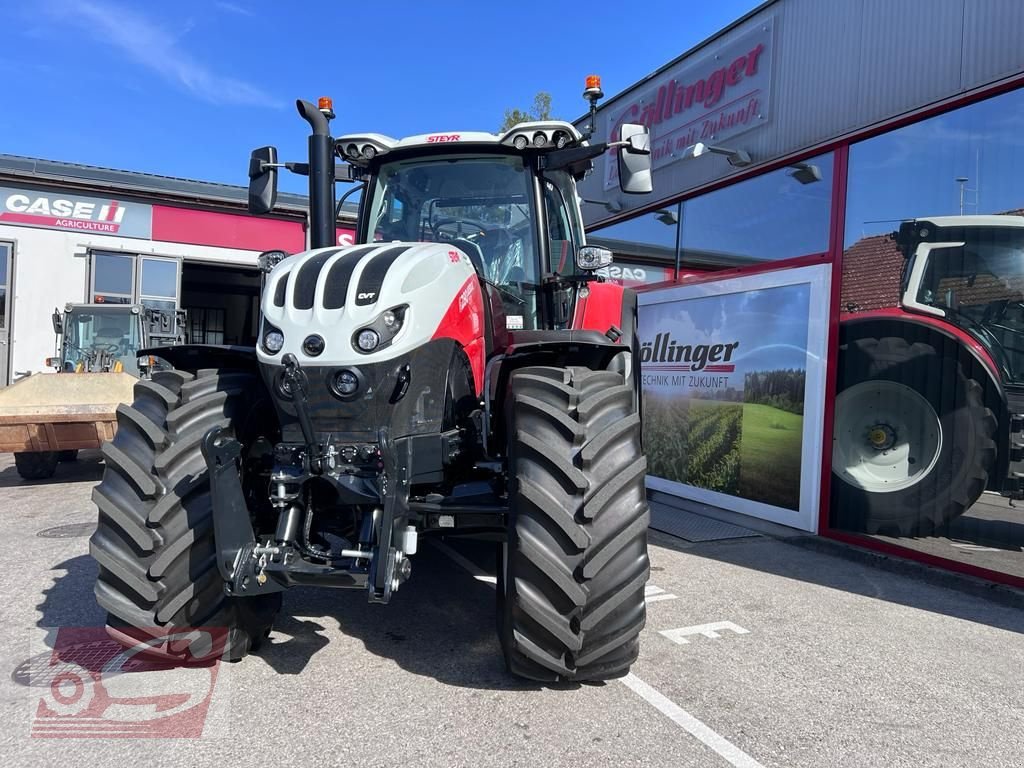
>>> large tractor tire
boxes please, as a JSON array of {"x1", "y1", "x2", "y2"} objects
[
  {"x1": 14, "y1": 451, "x2": 59, "y2": 480},
  {"x1": 832, "y1": 335, "x2": 997, "y2": 535},
  {"x1": 499, "y1": 366, "x2": 649, "y2": 682},
  {"x1": 89, "y1": 369, "x2": 280, "y2": 662}
]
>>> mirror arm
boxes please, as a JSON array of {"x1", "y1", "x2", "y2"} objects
[
  {"x1": 540, "y1": 143, "x2": 608, "y2": 173},
  {"x1": 258, "y1": 161, "x2": 310, "y2": 176}
]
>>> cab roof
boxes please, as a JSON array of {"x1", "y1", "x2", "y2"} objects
[{"x1": 335, "y1": 121, "x2": 586, "y2": 167}]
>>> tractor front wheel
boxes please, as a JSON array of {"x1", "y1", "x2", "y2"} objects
[
  {"x1": 500, "y1": 365, "x2": 649, "y2": 682},
  {"x1": 89, "y1": 369, "x2": 280, "y2": 662}
]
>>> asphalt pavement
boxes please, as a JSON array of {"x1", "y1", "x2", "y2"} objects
[{"x1": 1, "y1": 450, "x2": 1023, "y2": 767}]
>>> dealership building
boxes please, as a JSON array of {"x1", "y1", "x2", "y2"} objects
[
  {"x1": 0, "y1": 156, "x2": 356, "y2": 384},
  {"x1": 576, "y1": 0, "x2": 1024, "y2": 586},
  {"x1": 3, "y1": 0, "x2": 1024, "y2": 586}
]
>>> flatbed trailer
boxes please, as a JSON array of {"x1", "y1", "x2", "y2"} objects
[{"x1": 0, "y1": 372, "x2": 136, "y2": 478}]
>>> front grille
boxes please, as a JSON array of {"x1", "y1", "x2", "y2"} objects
[{"x1": 293, "y1": 250, "x2": 339, "y2": 310}]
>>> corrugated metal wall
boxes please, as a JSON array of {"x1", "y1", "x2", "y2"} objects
[{"x1": 578, "y1": 0, "x2": 1024, "y2": 226}]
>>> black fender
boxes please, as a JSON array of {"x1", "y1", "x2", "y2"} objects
[{"x1": 142, "y1": 344, "x2": 259, "y2": 374}]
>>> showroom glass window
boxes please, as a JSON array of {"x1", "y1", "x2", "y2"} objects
[
  {"x1": 587, "y1": 207, "x2": 680, "y2": 288},
  {"x1": 679, "y1": 152, "x2": 833, "y2": 268},
  {"x1": 832, "y1": 86, "x2": 1024, "y2": 575}
]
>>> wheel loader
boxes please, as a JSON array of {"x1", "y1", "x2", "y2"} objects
[
  {"x1": 90, "y1": 81, "x2": 655, "y2": 681},
  {"x1": 0, "y1": 303, "x2": 180, "y2": 480}
]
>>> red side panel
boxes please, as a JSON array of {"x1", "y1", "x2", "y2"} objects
[
  {"x1": 842, "y1": 308, "x2": 999, "y2": 379},
  {"x1": 431, "y1": 275, "x2": 486, "y2": 394},
  {"x1": 571, "y1": 280, "x2": 626, "y2": 342},
  {"x1": 152, "y1": 205, "x2": 306, "y2": 252}
]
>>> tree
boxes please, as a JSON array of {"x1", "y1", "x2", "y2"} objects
[{"x1": 500, "y1": 91, "x2": 554, "y2": 131}]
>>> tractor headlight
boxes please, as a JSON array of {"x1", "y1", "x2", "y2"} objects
[
  {"x1": 331, "y1": 369, "x2": 360, "y2": 397},
  {"x1": 355, "y1": 329, "x2": 380, "y2": 352},
  {"x1": 382, "y1": 309, "x2": 399, "y2": 329},
  {"x1": 263, "y1": 327, "x2": 285, "y2": 354},
  {"x1": 513, "y1": 135, "x2": 528, "y2": 151}
]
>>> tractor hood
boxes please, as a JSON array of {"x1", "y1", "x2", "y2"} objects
[{"x1": 258, "y1": 242, "x2": 483, "y2": 373}]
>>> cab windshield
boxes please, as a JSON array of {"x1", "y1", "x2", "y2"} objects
[
  {"x1": 63, "y1": 308, "x2": 142, "y2": 374},
  {"x1": 365, "y1": 154, "x2": 583, "y2": 329},
  {"x1": 916, "y1": 225, "x2": 1024, "y2": 381}
]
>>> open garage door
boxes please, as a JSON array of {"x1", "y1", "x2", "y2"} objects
[{"x1": 180, "y1": 261, "x2": 261, "y2": 346}]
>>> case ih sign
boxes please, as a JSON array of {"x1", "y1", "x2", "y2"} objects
[
  {"x1": 0, "y1": 184, "x2": 152, "y2": 239},
  {"x1": 604, "y1": 18, "x2": 774, "y2": 188}
]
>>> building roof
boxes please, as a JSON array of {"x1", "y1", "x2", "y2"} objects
[
  {"x1": 840, "y1": 233, "x2": 904, "y2": 312},
  {"x1": 0, "y1": 153, "x2": 359, "y2": 221}
]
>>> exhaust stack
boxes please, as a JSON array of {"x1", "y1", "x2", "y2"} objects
[{"x1": 296, "y1": 98, "x2": 336, "y2": 250}]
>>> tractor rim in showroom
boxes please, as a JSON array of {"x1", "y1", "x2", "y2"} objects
[{"x1": 833, "y1": 380, "x2": 942, "y2": 493}]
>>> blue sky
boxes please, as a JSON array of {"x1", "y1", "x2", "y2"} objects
[
  {"x1": 0, "y1": 0, "x2": 763, "y2": 195},
  {"x1": 844, "y1": 86, "x2": 1024, "y2": 245}
]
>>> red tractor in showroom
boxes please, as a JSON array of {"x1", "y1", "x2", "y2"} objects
[{"x1": 835, "y1": 215, "x2": 1024, "y2": 535}]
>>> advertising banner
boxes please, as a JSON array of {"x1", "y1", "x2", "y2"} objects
[
  {"x1": 603, "y1": 18, "x2": 774, "y2": 189},
  {"x1": 639, "y1": 264, "x2": 831, "y2": 532},
  {"x1": 0, "y1": 184, "x2": 152, "y2": 239}
]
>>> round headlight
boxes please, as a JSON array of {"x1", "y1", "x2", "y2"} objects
[
  {"x1": 513, "y1": 135, "x2": 528, "y2": 151},
  {"x1": 554, "y1": 131, "x2": 570, "y2": 149},
  {"x1": 346, "y1": 143, "x2": 360, "y2": 159},
  {"x1": 333, "y1": 370, "x2": 359, "y2": 396},
  {"x1": 382, "y1": 310, "x2": 399, "y2": 329},
  {"x1": 264, "y1": 330, "x2": 284, "y2": 353},
  {"x1": 533, "y1": 131, "x2": 547, "y2": 148},
  {"x1": 361, "y1": 144, "x2": 376, "y2": 160},
  {"x1": 302, "y1": 334, "x2": 325, "y2": 357},
  {"x1": 355, "y1": 329, "x2": 379, "y2": 352}
]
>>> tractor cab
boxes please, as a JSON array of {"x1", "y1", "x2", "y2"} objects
[
  {"x1": 247, "y1": 85, "x2": 652, "y2": 338},
  {"x1": 341, "y1": 124, "x2": 598, "y2": 331},
  {"x1": 896, "y1": 215, "x2": 1024, "y2": 383}
]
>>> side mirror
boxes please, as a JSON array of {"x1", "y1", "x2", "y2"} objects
[
  {"x1": 51, "y1": 308, "x2": 63, "y2": 336},
  {"x1": 248, "y1": 146, "x2": 279, "y2": 215},
  {"x1": 618, "y1": 123, "x2": 653, "y2": 195},
  {"x1": 576, "y1": 245, "x2": 613, "y2": 272}
]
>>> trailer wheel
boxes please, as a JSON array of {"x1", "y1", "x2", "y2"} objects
[
  {"x1": 500, "y1": 366, "x2": 649, "y2": 682},
  {"x1": 14, "y1": 451, "x2": 59, "y2": 480},
  {"x1": 833, "y1": 336, "x2": 997, "y2": 535},
  {"x1": 89, "y1": 369, "x2": 280, "y2": 662}
]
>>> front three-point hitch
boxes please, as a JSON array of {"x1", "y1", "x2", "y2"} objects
[{"x1": 199, "y1": 355, "x2": 414, "y2": 603}]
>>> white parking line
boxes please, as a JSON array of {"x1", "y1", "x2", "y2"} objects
[
  {"x1": 431, "y1": 539, "x2": 767, "y2": 768},
  {"x1": 619, "y1": 673, "x2": 767, "y2": 768},
  {"x1": 645, "y1": 585, "x2": 679, "y2": 604}
]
